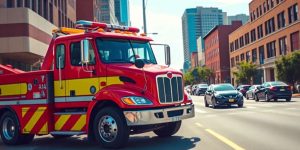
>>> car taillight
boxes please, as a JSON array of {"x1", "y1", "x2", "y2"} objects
[
  {"x1": 287, "y1": 86, "x2": 291, "y2": 91},
  {"x1": 270, "y1": 86, "x2": 277, "y2": 91}
]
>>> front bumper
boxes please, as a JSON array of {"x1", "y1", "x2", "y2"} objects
[
  {"x1": 215, "y1": 97, "x2": 243, "y2": 106},
  {"x1": 123, "y1": 104, "x2": 195, "y2": 126}
]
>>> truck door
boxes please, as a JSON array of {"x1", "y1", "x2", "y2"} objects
[
  {"x1": 65, "y1": 39, "x2": 99, "y2": 103},
  {"x1": 54, "y1": 44, "x2": 67, "y2": 102}
]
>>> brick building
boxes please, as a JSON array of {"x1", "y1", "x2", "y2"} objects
[
  {"x1": 229, "y1": 0, "x2": 300, "y2": 85},
  {"x1": 204, "y1": 21, "x2": 242, "y2": 84},
  {"x1": 0, "y1": 0, "x2": 76, "y2": 70}
]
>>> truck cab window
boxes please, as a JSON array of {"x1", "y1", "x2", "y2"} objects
[
  {"x1": 56, "y1": 44, "x2": 65, "y2": 69},
  {"x1": 70, "y1": 41, "x2": 96, "y2": 66}
]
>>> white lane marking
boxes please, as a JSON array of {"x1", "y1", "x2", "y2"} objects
[
  {"x1": 195, "y1": 108, "x2": 208, "y2": 113},
  {"x1": 246, "y1": 106, "x2": 257, "y2": 109},
  {"x1": 286, "y1": 108, "x2": 297, "y2": 110}
]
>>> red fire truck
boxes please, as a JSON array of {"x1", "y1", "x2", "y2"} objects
[{"x1": 0, "y1": 20, "x2": 194, "y2": 148}]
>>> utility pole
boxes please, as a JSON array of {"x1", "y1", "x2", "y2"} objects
[{"x1": 142, "y1": 0, "x2": 147, "y2": 34}]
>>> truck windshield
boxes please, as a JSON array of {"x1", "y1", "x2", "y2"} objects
[{"x1": 96, "y1": 38, "x2": 157, "y2": 64}]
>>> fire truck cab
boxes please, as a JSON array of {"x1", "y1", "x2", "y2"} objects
[{"x1": 0, "y1": 20, "x2": 194, "y2": 148}]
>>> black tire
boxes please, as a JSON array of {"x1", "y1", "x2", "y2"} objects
[
  {"x1": 265, "y1": 94, "x2": 270, "y2": 102},
  {"x1": 274, "y1": 98, "x2": 278, "y2": 102},
  {"x1": 255, "y1": 94, "x2": 259, "y2": 102},
  {"x1": 246, "y1": 94, "x2": 249, "y2": 100},
  {"x1": 238, "y1": 103, "x2": 244, "y2": 108},
  {"x1": 153, "y1": 121, "x2": 181, "y2": 137},
  {"x1": 204, "y1": 97, "x2": 209, "y2": 107},
  {"x1": 212, "y1": 97, "x2": 217, "y2": 109},
  {"x1": 286, "y1": 98, "x2": 291, "y2": 102},
  {"x1": 0, "y1": 111, "x2": 34, "y2": 145},
  {"x1": 93, "y1": 107, "x2": 129, "y2": 149}
]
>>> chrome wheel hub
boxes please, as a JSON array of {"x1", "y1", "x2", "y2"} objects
[
  {"x1": 98, "y1": 115, "x2": 118, "y2": 142},
  {"x1": 2, "y1": 118, "x2": 15, "y2": 140}
]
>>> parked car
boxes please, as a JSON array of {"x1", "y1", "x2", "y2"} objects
[
  {"x1": 204, "y1": 84, "x2": 244, "y2": 108},
  {"x1": 255, "y1": 81, "x2": 292, "y2": 102},
  {"x1": 236, "y1": 85, "x2": 251, "y2": 96},
  {"x1": 245, "y1": 85, "x2": 262, "y2": 100},
  {"x1": 195, "y1": 84, "x2": 209, "y2": 96},
  {"x1": 191, "y1": 85, "x2": 198, "y2": 95}
]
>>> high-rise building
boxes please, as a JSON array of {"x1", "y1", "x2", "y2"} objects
[
  {"x1": 76, "y1": 0, "x2": 119, "y2": 24},
  {"x1": 229, "y1": 0, "x2": 300, "y2": 85},
  {"x1": 182, "y1": 7, "x2": 225, "y2": 72},
  {"x1": 228, "y1": 14, "x2": 249, "y2": 25},
  {"x1": 115, "y1": 0, "x2": 130, "y2": 26},
  {"x1": 0, "y1": 0, "x2": 76, "y2": 71}
]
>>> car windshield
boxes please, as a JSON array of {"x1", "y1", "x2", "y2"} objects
[
  {"x1": 96, "y1": 38, "x2": 157, "y2": 64},
  {"x1": 270, "y1": 82, "x2": 287, "y2": 86},
  {"x1": 214, "y1": 84, "x2": 235, "y2": 91}
]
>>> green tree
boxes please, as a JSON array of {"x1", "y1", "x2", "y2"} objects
[
  {"x1": 183, "y1": 71, "x2": 194, "y2": 85},
  {"x1": 183, "y1": 67, "x2": 213, "y2": 85},
  {"x1": 275, "y1": 51, "x2": 300, "y2": 84},
  {"x1": 233, "y1": 61, "x2": 257, "y2": 85}
]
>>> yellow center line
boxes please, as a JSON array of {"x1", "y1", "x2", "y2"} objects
[
  {"x1": 195, "y1": 123, "x2": 204, "y2": 128},
  {"x1": 205, "y1": 129, "x2": 245, "y2": 150}
]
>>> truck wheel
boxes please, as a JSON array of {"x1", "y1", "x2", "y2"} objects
[
  {"x1": 153, "y1": 121, "x2": 181, "y2": 137},
  {"x1": 0, "y1": 111, "x2": 34, "y2": 145},
  {"x1": 93, "y1": 107, "x2": 129, "y2": 149}
]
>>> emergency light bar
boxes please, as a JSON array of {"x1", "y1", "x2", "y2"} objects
[{"x1": 75, "y1": 20, "x2": 140, "y2": 33}]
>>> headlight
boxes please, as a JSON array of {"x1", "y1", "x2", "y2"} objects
[
  {"x1": 121, "y1": 96, "x2": 153, "y2": 105},
  {"x1": 215, "y1": 94, "x2": 223, "y2": 98},
  {"x1": 188, "y1": 95, "x2": 193, "y2": 101}
]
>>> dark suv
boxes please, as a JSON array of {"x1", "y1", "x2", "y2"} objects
[{"x1": 255, "y1": 81, "x2": 292, "y2": 102}]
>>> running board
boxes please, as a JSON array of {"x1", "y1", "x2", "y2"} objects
[{"x1": 50, "y1": 131, "x2": 85, "y2": 136}]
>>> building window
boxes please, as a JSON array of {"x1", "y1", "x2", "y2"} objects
[
  {"x1": 266, "y1": 41, "x2": 276, "y2": 58},
  {"x1": 38, "y1": 0, "x2": 43, "y2": 16},
  {"x1": 246, "y1": 51, "x2": 251, "y2": 62},
  {"x1": 263, "y1": 2, "x2": 267, "y2": 13},
  {"x1": 25, "y1": 0, "x2": 30, "y2": 8},
  {"x1": 251, "y1": 29, "x2": 256, "y2": 42},
  {"x1": 236, "y1": 55, "x2": 240, "y2": 64},
  {"x1": 17, "y1": 0, "x2": 23, "y2": 7},
  {"x1": 270, "y1": 0, "x2": 274, "y2": 8},
  {"x1": 230, "y1": 42, "x2": 234, "y2": 52},
  {"x1": 252, "y1": 48, "x2": 257, "y2": 62},
  {"x1": 259, "y1": 46, "x2": 265, "y2": 64},
  {"x1": 43, "y1": 0, "x2": 48, "y2": 20},
  {"x1": 235, "y1": 39, "x2": 239, "y2": 50},
  {"x1": 288, "y1": 4, "x2": 298, "y2": 24},
  {"x1": 259, "y1": 5, "x2": 262, "y2": 16},
  {"x1": 257, "y1": 7, "x2": 259, "y2": 18},
  {"x1": 49, "y1": 2, "x2": 53, "y2": 23},
  {"x1": 231, "y1": 57, "x2": 235, "y2": 67},
  {"x1": 277, "y1": 11, "x2": 286, "y2": 29},
  {"x1": 241, "y1": 53, "x2": 245, "y2": 61},
  {"x1": 32, "y1": 0, "x2": 36, "y2": 12},
  {"x1": 279, "y1": 36, "x2": 287, "y2": 55},
  {"x1": 6, "y1": 0, "x2": 14, "y2": 8},
  {"x1": 245, "y1": 33, "x2": 250, "y2": 45},
  {"x1": 265, "y1": 17, "x2": 275, "y2": 35},
  {"x1": 290, "y1": 31, "x2": 300, "y2": 51},
  {"x1": 257, "y1": 24, "x2": 264, "y2": 39},
  {"x1": 267, "y1": 0, "x2": 270, "y2": 11},
  {"x1": 239, "y1": 36, "x2": 244, "y2": 48}
]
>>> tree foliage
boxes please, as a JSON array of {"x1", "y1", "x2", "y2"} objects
[
  {"x1": 275, "y1": 51, "x2": 300, "y2": 84},
  {"x1": 183, "y1": 67, "x2": 213, "y2": 85},
  {"x1": 233, "y1": 61, "x2": 257, "y2": 85}
]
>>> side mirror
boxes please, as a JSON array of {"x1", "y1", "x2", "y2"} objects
[
  {"x1": 164, "y1": 45, "x2": 171, "y2": 66},
  {"x1": 81, "y1": 39, "x2": 90, "y2": 64},
  {"x1": 135, "y1": 58, "x2": 145, "y2": 68}
]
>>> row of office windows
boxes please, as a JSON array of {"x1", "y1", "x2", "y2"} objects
[
  {"x1": 250, "y1": 0, "x2": 284, "y2": 22},
  {"x1": 5, "y1": 0, "x2": 75, "y2": 28},
  {"x1": 231, "y1": 31, "x2": 299, "y2": 67},
  {"x1": 230, "y1": 3, "x2": 298, "y2": 52}
]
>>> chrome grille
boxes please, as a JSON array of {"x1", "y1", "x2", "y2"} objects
[{"x1": 156, "y1": 75, "x2": 183, "y2": 104}]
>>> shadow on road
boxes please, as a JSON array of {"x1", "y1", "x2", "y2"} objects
[{"x1": 0, "y1": 135, "x2": 200, "y2": 150}]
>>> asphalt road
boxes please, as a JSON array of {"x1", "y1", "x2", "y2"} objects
[{"x1": 1, "y1": 96, "x2": 300, "y2": 150}]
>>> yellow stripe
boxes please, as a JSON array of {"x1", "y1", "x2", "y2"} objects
[
  {"x1": 195, "y1": 123, "x2": 204, "y2": 128},
  {"x1": 206, "y1": 129, "x2": 245, "y2": 150},
  {"x1": 54, "y1": 76, "x2": 123, "y2": 97},
  {"x1": 24, "y1": 107, "x2": 46, "y2": 133},
  {"x1": 71, "y1": 115, "x2": 86, "y2": 131},
  {"x1": 38, "y1": 122, "x2": 48, "y2": 134},
  {"x1": 55, "y1": 115, "x2": 71, "y2": 130},
  {"x1": 0, "y1": 83, "x2": 27, "y2": 96},
  {"x1": 22, "y1": 107, "x2": 30, "y2": 118}
]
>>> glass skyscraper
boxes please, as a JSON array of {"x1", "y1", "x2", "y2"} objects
[
  {"x1": 115, "y1": 0, "x2": 130, "y2": 26},
  {"x1": 182, "y1": 7, "x2": 225, "y2": 72}
]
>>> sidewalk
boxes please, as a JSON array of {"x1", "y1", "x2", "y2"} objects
[{"x1": 293, "y1": 93, "x2": 300, "y2": 98}]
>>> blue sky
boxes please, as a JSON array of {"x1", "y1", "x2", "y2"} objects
[{"x1": 129, "y1": 0, "x2": 251, "y2": 70}]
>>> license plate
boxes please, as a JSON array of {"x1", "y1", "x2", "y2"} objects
[
  {"x1": 280, "y1": 89, "x2": 285, "y2": 91},
  {"x1": 229, "y1": 99, "x2": 235, "y2": 102},
  {"x1": 170, "y1": 116, "x2": 181, "y2": 122}
]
